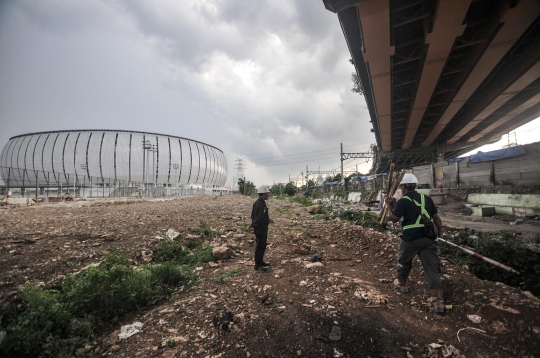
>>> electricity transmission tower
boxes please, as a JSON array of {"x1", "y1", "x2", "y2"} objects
[{"x1": 233, "y1": 157, "x2": 246, "y2": 189}]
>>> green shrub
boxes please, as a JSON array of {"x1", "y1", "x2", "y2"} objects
[
  {"x1": 288, "y1": 196, "x2": 313, "y2": 207},
  {"x1": 63, "y1": 263, "x2": 155, "y2": 323},
  {"x1": 333, "y1": 210, "x2": 387, "y2": 232},
  {"x1": 0, "y1": 285, "x2": 72, "y2": 357},
  {"x1": 153, "y1": 240, "x2": 187, "y2": 263},
  {"x1": 149, "y1": 262, "x2": 192, "y2": 287},
  {"x1": 0, "y1": 244, "x2": 215, "y2": 357},
  {"x1": 191, "y1": 221, "x2": 223, "y2": 238}
]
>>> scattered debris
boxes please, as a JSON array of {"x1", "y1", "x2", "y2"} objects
[
  {"x1": 305, "y1": 262, "x2": 323, "y2": 269},
  {"x1": 456, "y1": 327, "x2": 487, "y2": 342},
  {"x1": 118, "y1": 322, "x2": 143, "y2": 340},
  {"x1": 329, "y1": 326, "x2": 341, "y2": 341},
  {"x1": 166, "y1": 228, "x2": 180, "y2": 240},
  {"x1": 309, "y1": 253, "x2": 324, "y2": 262},
  {"x1": 467, "y1": 314, "x2": 482, "y2": 324}
]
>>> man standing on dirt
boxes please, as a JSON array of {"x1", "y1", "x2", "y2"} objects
[
  {"x1": 249, "y1": 185, "x2": 272, "y2": 271},
  {"x1": 385, "y1": 173, "x2": 445, "y2": 313}
]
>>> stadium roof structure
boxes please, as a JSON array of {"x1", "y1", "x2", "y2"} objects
[{"x1": 323, "y1": 0, "x2": 540, "y2": 172}]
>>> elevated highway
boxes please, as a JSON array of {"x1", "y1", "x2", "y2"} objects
[{"x1": 324, "y1": 0, "x2": 540, "y2": 173}]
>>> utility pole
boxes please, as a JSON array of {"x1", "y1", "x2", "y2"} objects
[{"x1": 340, "y1": 143, "x2": 344, "y2": 184}]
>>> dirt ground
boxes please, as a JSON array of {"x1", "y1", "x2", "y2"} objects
[{"x1": 1, "y1": 196, "x2": 540, "y2": 358}]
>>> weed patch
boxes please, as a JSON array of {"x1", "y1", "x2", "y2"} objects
[
  {"x1": 191, "y1": 220, "x2": 223, "y2": 238},
  {"x1": 333, "y1": 210, "x2": 387, "y2": 232},
  {"x1": 215, "y1": 268, "x2": 245, "y2": 284},
  {"x1": 0, "y1": 285, "x2": 72, "y2": 357},
  {"x1": 288, "y1": 196, "x2": 313, "y2": 207},
  {"x1": 0, "y1": 243, "x2": 213, "y2": 357}
]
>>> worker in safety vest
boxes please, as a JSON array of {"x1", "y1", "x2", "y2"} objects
[{"x1": 384, "y1": 173, "x2": 445, "y2": 313}]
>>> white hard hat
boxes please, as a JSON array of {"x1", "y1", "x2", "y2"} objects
[
  {"x1": 257, "y1": 185, "x2": 270, "y2": 194},
  {"x1": 400, "y1": 173, "x2": 418, "y2": 185}
]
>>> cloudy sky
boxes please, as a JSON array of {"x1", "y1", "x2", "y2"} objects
[
  {"x1": 2, "y1": 1, "x2": 538, "y2": 188},
  {"x1": 0, "y1": 0, "x2": 377, "y2": 187}
]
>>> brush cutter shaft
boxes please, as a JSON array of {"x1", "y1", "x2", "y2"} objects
[{"x1": 437, "y1": 237, "x2": 520, "y2": 274}]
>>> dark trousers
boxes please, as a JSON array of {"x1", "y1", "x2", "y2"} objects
[
  {"x1": 254, "y1": 230, "x2": 268, "y2": 266},
  {"x1": 396, "y1": 237, "x2": 442, "y2": 289}
]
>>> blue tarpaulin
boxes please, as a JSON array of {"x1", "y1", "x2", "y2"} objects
[
  {"x1": 325, "y1": 181, "x2": 339, "y2": 186},
  {"x1": 469, "y1": 146, "x2": 525, "y2": 163}
]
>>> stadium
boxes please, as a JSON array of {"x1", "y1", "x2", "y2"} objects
[{"x1": 0, "y1": 130, "x2": 227, "y2": 196}]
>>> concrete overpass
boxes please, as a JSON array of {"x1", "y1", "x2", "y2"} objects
[{"x1": 324, "y1": 0, "x2": 540, "y2": 172}]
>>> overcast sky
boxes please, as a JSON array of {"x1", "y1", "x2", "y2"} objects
[
  {"x1": 0, "y1": 0, "x2": 377, "y2": 187},
  {"x1": 2, "y1": 1, "x2": 538, "y2": 189}
]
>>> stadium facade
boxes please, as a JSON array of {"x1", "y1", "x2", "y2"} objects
[{"x1": 0, "y1": 130, "x2": 227, "y2": 188}]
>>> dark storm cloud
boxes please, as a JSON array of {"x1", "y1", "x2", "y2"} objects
[{"x1": 0, "y1": 0, "x2": 375, "y2": 186}]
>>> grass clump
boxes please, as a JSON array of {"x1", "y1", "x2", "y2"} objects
[
  {"x1": 215, "y1": 268, "x2": 244, "y2": 284},
  {"x1": 191, "y1": 220, "x2": 223, "y2": 238},
  {"x1": 63, "y1": 260, "x2": 155, "y2": 323},
  {"x1": 237, "y1": 222, "x2": 249, "y2": 232},
  {"x1": 275, "y1": 207, "x2": 291, "y2": 215},
  {"x1": 288, "y1": 196, "x2": 313, "y2": 207},
  {"x1": 153, "y1": 239, "x2": 214, "y2": 267}
]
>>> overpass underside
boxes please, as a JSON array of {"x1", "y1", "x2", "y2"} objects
[{"x1": 324, "y1": 0, "x2": 540, "y2": 173}]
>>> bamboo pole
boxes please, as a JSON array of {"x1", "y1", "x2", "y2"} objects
[
  {"x1": 378, "y1": 164, "x2": 394, "y2": 221},
  {"x1": 380, "y1": 170, "x2": 405, "y2": 223}
]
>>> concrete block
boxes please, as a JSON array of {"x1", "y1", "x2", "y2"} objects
[{"x1": 471, "y1": 206, "x2": 496, "y2": 217}]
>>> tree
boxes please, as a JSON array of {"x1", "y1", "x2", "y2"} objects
[
  {"x1": 283, "y1": 182, "x2": 296, "y2": 196},
  {"x1": 349, "y1": 59, "x2": 364, "y2": 95},
  {"x1": 307, "y1": 179, "x2": 316, "y2": 188},
  {"x1": 237, "y1": 178, "x2": 256, "y2": 196},
  {"x1": 270, "y1": 183, "x2": 283, "y2": 195}
]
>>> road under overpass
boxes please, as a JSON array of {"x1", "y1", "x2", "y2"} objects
[{"x1": 324, "y1": 0, "x2": 540, "y2": 173}]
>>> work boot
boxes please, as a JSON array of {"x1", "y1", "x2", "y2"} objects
[
  {"x1": 430, "y1": 289, "x2": 445, "y2": 313},
  {"x1": 262, "y1": 261, "x2": 271, "y2": 267},
  {"x1": 393, "y1": 276, "x2": 409, "y2": 293},
  {"x1": 254, "y1": 265, "x2": 268, "y2": 272}
]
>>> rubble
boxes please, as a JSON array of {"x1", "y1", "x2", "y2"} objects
[
  {"x1": 119, "y1": 322, "x2": 144, "y2": 340},
  {"x1": 212, "y1": 246, "x2": 233, "y2": 260},
  {"x1": 306, "y1": 205, "x2": 322, "y2": 214},
  {"x1": 0, "y1": 195, "x2": 539, "y2": 357}
]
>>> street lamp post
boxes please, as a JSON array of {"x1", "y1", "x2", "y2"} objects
[
  {"x1": 172, "y1": 163, "x2": 179, "y2": 196},
  {"x1": 80, "y1": 164, "x2": 87, "y2": 197},
  {"x1": 142, "y1": 140, "x2": 152, "y2": 197}
]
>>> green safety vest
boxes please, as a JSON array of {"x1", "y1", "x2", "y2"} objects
[{"x1": 401, "y1": 194, "x2": 431, "y2": 230}]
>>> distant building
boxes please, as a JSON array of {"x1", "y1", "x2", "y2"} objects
[{"x1": 0, "y1": 130, "x2": 227, "y2": 188}]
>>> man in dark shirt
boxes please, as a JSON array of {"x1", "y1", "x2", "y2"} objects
[
  {"x1": 249, "y1": 185, "x2": 272, "y2": 271},
  {"x1": 385, "y1": 173, "x2": 445, "y2": 313}
]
